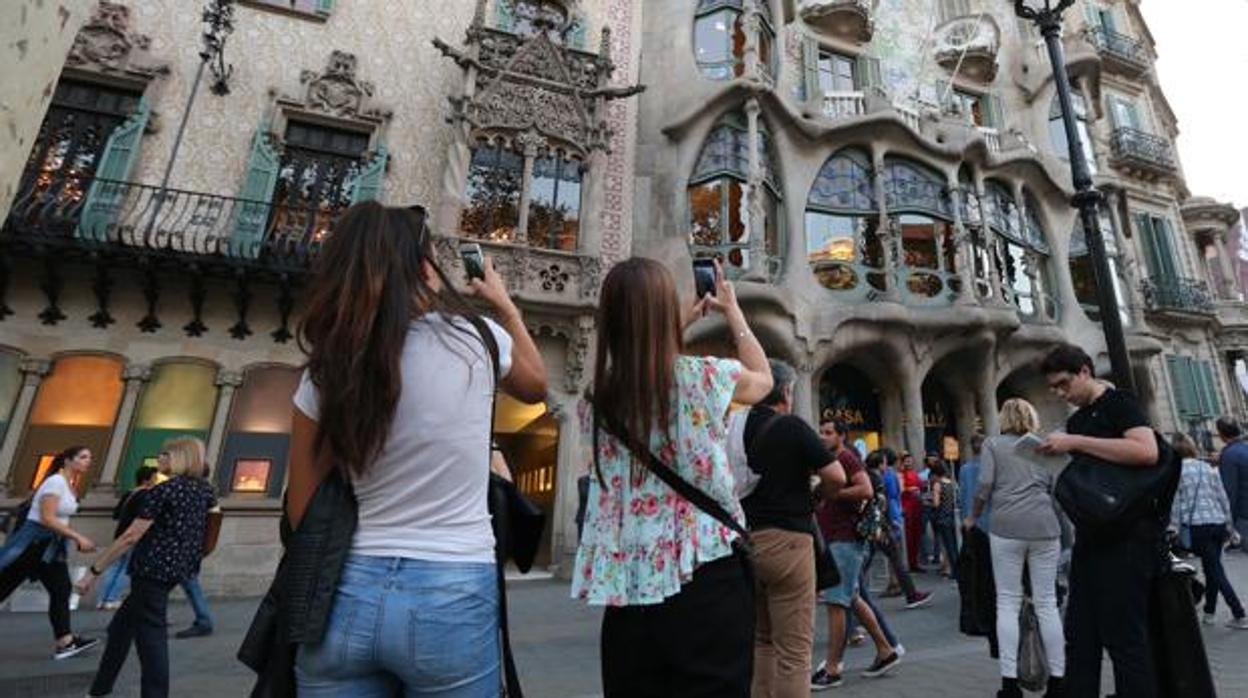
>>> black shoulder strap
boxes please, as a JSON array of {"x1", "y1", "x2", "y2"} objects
[
  {"x1": 465, "y1": 314, "x2": 523, "y2": 698},
  {"x1": 594, "y1": 405, "x2": 749, "y2": 542}
]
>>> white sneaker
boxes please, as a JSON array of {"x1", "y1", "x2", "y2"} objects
[
  {"x1": 894, "y1": 643, "x2": 906, "y2": 657},
  {"x1": 1226, "y1": 617, "x2": 1248, "y2": 630},
  {"x1": 1202, "y1": 613, "x2": 1217, "y2": 625}
]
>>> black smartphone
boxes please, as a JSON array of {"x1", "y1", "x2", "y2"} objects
[
  {"x1": 693, "y1": 258, "x2": 717, "y2": 299},
  {"x1": 460, "y1": 242, "x2": 485, "y2": 281}
]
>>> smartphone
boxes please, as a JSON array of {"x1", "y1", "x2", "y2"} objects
[
  {"x1": 460, "y1": 242, "x2": 485, "y2": 281},
  {"x1": 692, "y1": 258, "x2": 717, "y2": 299}
]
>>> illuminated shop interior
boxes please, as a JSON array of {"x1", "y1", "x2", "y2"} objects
[
  {"x1": 117, "y1": 361, "x2": 219, "y2": 490},
  {"x1": 494, "y1": 392, "x2": 560, "y2": 569}
]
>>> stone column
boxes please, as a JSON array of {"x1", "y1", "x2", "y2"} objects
[
  {"x1": 95, "y1": 363, "x2": 151, "y2": 494},
  {"x1": 948, "y1": 176, "x2": 976, "y2": 306},
  {"x1": 1214, "y1": 236, "x2": 1240, "y2": 300},
  {"x1": 872, "y1": 149, "x2": 900, "y2": 303},
  {"x1": 902, "y1": 372, "x2": 925, "y2": 456},
  {"x1": 205, "y1": 370, "x2": 243, "y2": 474},
  {"x1": 794, "y1": 362, "x2": 816, "y2": 423},
  {"x1": 0, "y1": 359, "x2": 51, "y2": 489},
  {"x1": 976, "y1": 363, "x2": 1000, "y2": 437},
  {"x1": 955, "y1": 390, "x2": 978, "y2": 459},
  {"x1": 744, "y1": 97, "x2": 768, "y2": 281},
  {"x1": 548, "y1": 395, "x2": 583, "y2": 578},
  {"x1": 514, "y1": 131, "x2": 544, "y2": 246},
  {"x1": 976, "y1": 176, "x2": 1009, "y2": 308},
  {"x1": 0, "y1": 1, "x2": 92, "y2": 221}
]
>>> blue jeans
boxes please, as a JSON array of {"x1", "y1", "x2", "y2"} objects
[
  {"x1": 181, "y1": 575, "x2": 214, "y2": 630},
  {"x1": 296, "y1": 555, "x2": 499, "y2": 697},
  {"x1": 99, "y1": 551, "x2": 132, "y2": 604},
  {"x1": 845, "y1": 545, "x2": 898, "y2": 648},
  {"x1": 821, "y1": 541, "x2": 867, "y2": 607}
]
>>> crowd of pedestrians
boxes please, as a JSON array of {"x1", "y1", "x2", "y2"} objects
[{"x1": 3, "y1": 203, "x2": 1245, "y2": 697}]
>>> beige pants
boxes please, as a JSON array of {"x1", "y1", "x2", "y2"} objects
[{"x1": 751, "y1": 528, "x2": 816, "y2": 698}]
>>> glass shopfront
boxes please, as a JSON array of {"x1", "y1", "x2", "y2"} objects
[{"x1": 819, "y1": 364, "x2": 882, "y2": 457}]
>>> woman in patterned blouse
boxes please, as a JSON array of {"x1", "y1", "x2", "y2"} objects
[
  {"x1": 574, "y1": 257, "x2": 772, "y2": 697},
  {"x1": 76, "y1": 437, "x2": 216, "y2": 698}
]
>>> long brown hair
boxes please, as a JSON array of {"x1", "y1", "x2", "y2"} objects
[
  {"x1": 593, "y1": 258, "x2": 683, "y2": 476},
  {"x1": 298, "y1": 202, "x2": 474, "y2": 477}
]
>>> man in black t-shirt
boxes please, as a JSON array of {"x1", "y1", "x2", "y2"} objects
[
  {"x1": 742, "y1": 359, "x2": 845, "y2": 698},
  {"x1": 1039, "y1": 345, "x2": 1161, "y2": 698}
]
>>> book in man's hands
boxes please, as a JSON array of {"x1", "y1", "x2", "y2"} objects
[{"x1": 1013, "y1": 431, "x2": 1070, "y2": 470}]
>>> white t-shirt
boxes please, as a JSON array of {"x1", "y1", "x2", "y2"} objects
[
  {"x1": 294, "y1": 314, "x2": 513, "y2": 563},
  {"x1": 29, "y1": 473, "x2": 78, "y2": 526}
]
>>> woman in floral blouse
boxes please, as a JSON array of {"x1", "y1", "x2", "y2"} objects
[{"x1": 574, "y1": 257, "x2": 772, "y2": 697}]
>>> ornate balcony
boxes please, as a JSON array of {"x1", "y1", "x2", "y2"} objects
[
  {"x1": 1141, "y1": 277, "x2": 1215, "y2": 317},
  {"x1": 1087, "y1": 27, "x2": 1150, "y2": 77},
  {"x1": 1109, "y1": 128, "x2": 1176, "y2": 181},
  {"x1": 799, "y1": 0, "x2": 875, "y2": 43},
  {"x1": 933, "y1": 15, "x2": 1000, "y2": 83},
  {"x1": 823, "y1": 91, "x2": 866, "y2": 119}
]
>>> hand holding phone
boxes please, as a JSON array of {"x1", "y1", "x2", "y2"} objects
[
  {"x1": 693, "y1": 258, "x2": 717, "y2": 299},
  {"x1": 460, "y1": 242, "x2": 486, "y2": 281}
]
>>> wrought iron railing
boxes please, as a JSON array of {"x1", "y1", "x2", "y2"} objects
[
  {"x1": 1110, "y1": 128, "x2": 1175, "y2": 171},
  {"x1": 1087, "y1": 27, "x2": 1149, "y2": 69},
  {"x1": 2, "y1": 173, "x2": 336, "y2": 271},
  {"x1": 1141, "y1": 277, "x2": 1215, "y2": 315}
]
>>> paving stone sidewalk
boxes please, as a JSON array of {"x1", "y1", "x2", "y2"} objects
[{"x1": 3, "y1": 553, "x2": 1248, "y2": 696}]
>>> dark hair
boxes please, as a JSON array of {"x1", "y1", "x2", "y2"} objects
[
  {"x1": 820, "y1": 419, "x2": 849, "y2": 437},
  {"x1": 970, "y1": 433, "x2": 985, "y2": 455},
  {"x1": 593, "y1": 258, "x2": 683, "y2": 480},
  {"x1": 880, "y1": 447, "x2": 897, "y2": 465},
  {"x1": 134, "y1": 465, "x2": 158, "y2": 486},
  {"x1": 1217, "y1": 417, "x2": 1242, "y2": 440},
  {"x1": 759, "y1": 359, "x2": 796, "y2": 408},
  {"x1": 299, "y1": 202, "x2": 476, "y2": 478},
  {"x1": 49, "y1": 446, "x2": 89, "y2": 476},
  {"x1": 865, "y1": 450, "x2": 884, "y2": 471},
  {"x1": 930, "y1": 460, "x2": 948, "y2": 478},
  {"x1": 1040, "y1": 344, "x2": 1094, "y2": 376}
]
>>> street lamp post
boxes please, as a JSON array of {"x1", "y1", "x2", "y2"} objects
[{"x1": 1013, "y1": 0, "x2": 1135, "y2": 393}]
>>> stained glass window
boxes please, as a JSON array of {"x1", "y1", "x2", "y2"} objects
[
  {"x1": 883, "y1": 158, "x2": 952, "y2": 219},
  {"x1": 984, "y1": 180, "x2": 1021, "y2": 241},
  {"x1": 807, "y1": 149, "x2": 882, "y2": 293},
  {"x1": 808, "y1": 149, "x2": 875, "y2": 213}
]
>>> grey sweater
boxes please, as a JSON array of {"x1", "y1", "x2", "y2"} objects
[{"x1": 976, "y1": 434, "x2": 1061, "y2": 541}]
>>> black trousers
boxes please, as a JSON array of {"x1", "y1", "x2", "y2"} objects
[
  {"x1": 1066, "y1": 532, "x2": 1160, "y2": 698},
  {"x1": 1190, "y1": 524, "x2": 1245, "y2": 618},
  {"x1": 601, "y1": 554, "x2": 754, "y2": 698},
  {"x1": 89, "y1": 576, "x2": 175, "y2": 698},
  {"x1": 0, "y1": 541, "x2": 72, "y2": 640}
]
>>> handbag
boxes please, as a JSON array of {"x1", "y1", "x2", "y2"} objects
[
  {"x1": 1178, "y1": 465, "x2": 1205, "y2": 551},
  {"x1": 1054, "y1": 431, "x2": 1180, "y2": 534},
  {"x1": 1151, "y1": 560, "x2": 1217, "y2": 698},
  {"x1": 1017, "y1": 597, "x2": 1049, "y2": 693},
  {"x1": 202, "y1": 508, "x2": 223, "y2": 559}
]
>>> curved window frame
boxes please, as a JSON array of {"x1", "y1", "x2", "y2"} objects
[
  {"x1": 694, "y1": 0, "x2": 776, "y2": 82},
  {"x1": 806, "y1": 149, "x2": 885, "y2": 299},
  {"x1": 991, "y1": 189, "x2": 1058, "y2": 322},
  {"x1": 957, "y1": 171, "x2": 996, "y2": 301},
  {"x1": 1048, "y1": 92, "x2": 1097, "y2": 175},
  {"x1": 688, "y1": 113, "x2": 785, "y2": 279},
  {"x1": 1070, "y1": 205, "x2": 1131, "y2": 328},
  {"x1": 883, "y1": 158, "x2": 959, "y2": 305}
]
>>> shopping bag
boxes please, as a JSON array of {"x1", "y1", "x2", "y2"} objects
[
  {"x1": 1150, "y1": 564, "x2": 1216, "y2": 698},
  {"x1": 1017, "y1": 597, "x2": 1049, "y2": 693}
]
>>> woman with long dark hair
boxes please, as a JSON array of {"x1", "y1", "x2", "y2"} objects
[
  {"x1": 283, "y1": 202, "x2": 547, "y2": 695},
  {"x1": 574, "y1": 258, "x2": 772, "y2": 697},
  {"x1": 78, "y1": 437, "x2": 217, "y2": 698},
  {"x1": 0, "y1": 445, "x2": 99, "y2": 659}
]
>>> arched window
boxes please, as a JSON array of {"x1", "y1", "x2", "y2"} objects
[
  {"x1": 15, "y1": 355, "x2": 124, "y2": 494},
  {"x1": 1048, "y1": 92, "x2": 1097, "y2": 175},
  {"x1": 117, "y1": 361, "x2": 219, "y2": 490},
  {"x1": 1070, "y1": 206, "x2": 1131, "y2": 327},
  {"x1": 989, "y1": 185, "x2": 1057, "y2": 322},
  {"x1": 461, "y1": 141, "x2": 525, "y2": 243},
  {"x1": 884, "y1": 158, "x2": 958, "y2": 302},
  {"x1": 218, "y1": 365, "x2": 301, "y2": 497},
  {"x1": 958, "y1": 168, "x2": 995, "y2": 300},
  {"x1": 689, "y1": 113, "x2": 784, "y2": 276},
  {"x1": 806, "y1": 149, "x2": 882, "y2": 295},
  {"x1": 695, "y1": 1, "x2": 745, "y2": 80}
]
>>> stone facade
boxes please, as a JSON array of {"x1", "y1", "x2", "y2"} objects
[{"x1": 0, "y1": 0, "x2": 1243, "y2": 595}]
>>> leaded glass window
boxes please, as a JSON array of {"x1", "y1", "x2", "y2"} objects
[
  {"x1": 1070, "y1": 207, "x2": 1130, "y2": 326},
  {"x1": 883, "y1": 158, "x2": 953, "y2": 220},
  {"x1": 806, "y1": 149, "x2": 884, "y2": 294},
  {"x1": 695, "y1": 1, "x2": 745, "y2": 80},
  {"x1": 689, "y1": 113, "x2": 784, "y2": 276},
  {"x1": 529, "y1": 154, "x2": 583, "y2": 251},
  {"x1": 958, "y1": 171, "x2": 994, "y2": 300},
  {"x1": 992, "y1": 189, "x2": 1056, "y2": 321},
  {"x1": 462, "y1": 143, "x2": 524, "y2": 242}
]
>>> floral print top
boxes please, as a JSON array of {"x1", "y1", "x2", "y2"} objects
[{"x1": 571, "y1": 356, "x2": 744, "y2": 607}]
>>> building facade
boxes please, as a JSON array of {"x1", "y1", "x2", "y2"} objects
[{"x1": 0, "y1": 0, "x2": 1242, "y2": 594}]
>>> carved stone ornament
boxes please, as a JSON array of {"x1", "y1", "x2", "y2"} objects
[
  {"x1": 297, "y1": 50, "x2": 389, "y2": 121},
  {"x1": 66, "y1": 1, "x2": 170, "y2": 80}
]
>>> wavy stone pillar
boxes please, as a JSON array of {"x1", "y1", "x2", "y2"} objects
[
  {"x1": 794, "y1": 362, "x2": 816, "y2": 423},
  {"x1": 0, "y1": 359, "x2": 50, "y2": 491}
]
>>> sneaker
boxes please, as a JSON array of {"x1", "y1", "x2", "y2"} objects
[
  {"x1": 905, "y1": 591, "x2": 933, "y2": 609},
  {"x1": 1226, "y1": 617, "x2": 1248, "y2": 630},
  {"x1": 100, "y1": 601, "x2": 122, "y2": 611},
  {"x1": 53, "y1": 636, "x2": 99, "y2": 660},
  {"x1": 1202, "y1": 613, "x2": 1217, "y2": 625},
  {"x1": 893, "y1": 643, "x2": 906, "y2": 657},
  {"x1": 862, "y1": 651, "x2": 901, "y2": 678},
  {"x1": 174, "y1": 625, "x2": 213, "y2": 639},
  {"x1": 811, "y1": 667, "x2": 843, "y2": 690}
]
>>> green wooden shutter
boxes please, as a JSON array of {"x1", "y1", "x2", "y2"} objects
[
  {"x1": 802, "y1": 37, "x2": 820, "y2": 103},
  {"x1": 982, "y1": 94, "x2": 1005, "y2": 129},
  {"x1": 567, "y1": 14, "x2": 588, "y2": 49},
  {"x1": 349, "y1": 144, "x2": 389, "y2": 204},
  {"x1": 856, "y1": 55, "x2": 882, "y2": 95},
  {"x1": 1084, "y1": 1, "x2": 1102, "y2": 30},
  {"x1": 1153, "y1": 217, "x2": 1180, "y2": 279},
  {"x1": 314, "y1": 0, "x2": 333, "y2": 15},
  {"x1": 496, "y1": 0, "x2": 515, "y2": 31},
  {"x1": 79, "y1": 97, "x2": 151, "y2": 241},
  {"x1": 1198, "y1": 360, "x2": 1222, "y2": 418},
  {"x1": 231, "y1": 128, "x2": 282, "y2": 259},
  {"x1": 1168, "y1": 355, "x2": 1198, "y2": 420},
  {"x1": 1136, "y1": 213, "x2": 1166, "y2": 279}
]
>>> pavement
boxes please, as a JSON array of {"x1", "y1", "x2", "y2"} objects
[{"x1": 3, "y1": 553, "x2": 1248, "y2": 697}]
